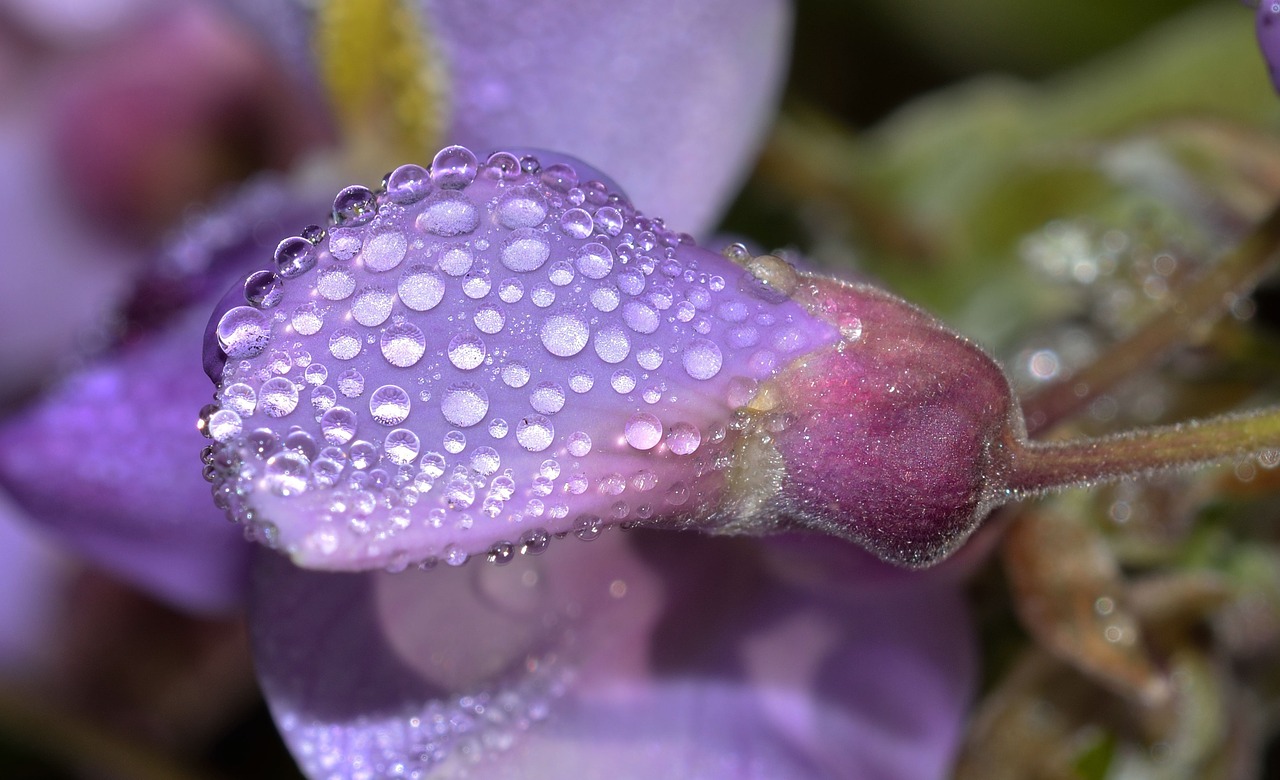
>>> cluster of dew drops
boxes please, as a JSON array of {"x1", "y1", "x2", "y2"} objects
[{"x1": 198, "y1": 146, "x2": 823, "y2": 569}]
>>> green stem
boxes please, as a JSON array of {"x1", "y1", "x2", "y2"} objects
[
  {"x1": 0, "y1": 687, "x2": 218, "y2": 780},
  {"x1": 1006, "y1": 406, "x2": 1280, "y2": 496},
  {"x1": 1020, "y1": 199, "x2": 1280, "y2": 436}
]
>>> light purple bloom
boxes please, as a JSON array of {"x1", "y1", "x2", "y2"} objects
[{"x1": 1259, "y1": 0, "x2": 1280, "y2": 92}]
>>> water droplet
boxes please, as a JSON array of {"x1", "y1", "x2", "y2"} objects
[
  {"x1": 381, "y1": 323, "x2": 427, "y2": 367},
  {"x1": 529, "y1": 382, "x2": 566, "y2": 414},
  {"x1": 496, "y1": 188, "x2": 548, "y2": 229},
  {"x1": 329, "y1": 328, "x2": 362, "y2": 360},
  {"x1": 610, "y1": 370, "x2": 636, "y2": 394},
  {"x1": 430, "y1": 145, "x2": 479, "y2": 188},
  {"x1": 337, "y1": 369, "x2": 365, "y2": 398},
  {"x1": 301, "y1": 224, "x2": 326, "y2": 244},
  {"x1": 350, "y1": 440, "x2": 378, "y2": 469},
  {"x1": 516, "y1": 416, "x2": 555, "y2": 452},
  {"x1": 417, "y1": 191, "x2": 480, "y2": 236},
  {"x1": 333, "y1": 185, "x2": 376, "y2": 226},
  {"x1": 636, "y1": 346, "x2": 663, "y2": 370},
  {"x1": 385, "y1": 163, "x2": 430, "y2": 203},
  {"x1": 384, "y1": 429, "x2": 421, "y2": 465},
  {"x1": 548, "y1": 261, "x2": 575, "y2": 286},
  {"x1": 328, "y1": 228, "x2": 362, "y2": 260},
  {"x1": 484, "y1": 151, "x2": 521, "y2": 180},
  {"x1": 498, "y1": 278, "x2": 524, "y2": 303},
  {"x1": 667, "y1": 422, "x2": 701, "y2": 455},
  {"x1": 574, "y1": 514, "x2": 603, "y2": 540},
  {"x1": 501, "y1": 361, "x2": 531, "y2": 388},
  {"x1": 474, "y1": 304, "x2": 505, "y2": 334},
  {"x1": 320, "y1": 406, "x2": 358, "y2": 444},
  {"x1": 244, "y1": 270, "x2": 284, "y2": 308},
  {"x1": 438, "y1": 245, "x2": 474, "y2": 276},
  {"x1": 593, "y1": 326, "x2": 631, "y2": 364},
  {"x1": 447, "y1": 333, "x2": 487, "y2": 370},
  {"x1": 292, "y1": 303, "x2": 323, "y2": 335},
  {"x1": 267, "y1": 238, "x2": 311, "y2": 281},
  {"x1": 567, "y1": 431, "x2": 592, "y2": 457},
  {"x1": 590, "y1": 286, "x2": 620, "y2": 312},
  {"x1": 617, "y1": 269, "x2": 645, "y2": 296},
  {"x1": 221, "y1": 382, "x2": 257, "y2": 415},
  {"x1": 622, "y1": 301, "x2": 660, "y2": 334},
  {"x1": 397, "y1": 265, "x2": 446, "y2": 311},
  {"x1": 260, "y1": 377, "x2": 299, "y2": 417},
  {"x1": 317, "y1": 267, "x2": 356, "y2": 300},
  {"x1": 519, "y1": 528, "x2": 550, "y2": 555},
  {"x1": 682, "y1": 338, "x2": 723, "y2": 380},
  {"x1": 208, "y1": 409, "x2": 242, "y2": 442},
  {"x1": 559, "y1": 207, "x2": 594, "y2": 239},
  {"x1": 369, "y1": 384, "x2": 411, "y2": 425},
  {"x1": 351, "y1": 286, "x2": 394, "y2": 326},
  {"x1": 362, "y1": 231, "x2": 408, "y2": 272},
  {"x1": 540, "y1": 313, "x2": 589, "y2": 357},
  {"x1": 575, "y1": 242, "x2": 614, "y2": 279},
  {"x1": 569, "y1": 369, "x2": 594, "y2": 393},
  {"x1": 462, "y1": 271, "x2": 492, "y2": 299},
  {"x1": 216, "y1": 306, "x2": 271, "y2": 359},
  {"x1": 500, "y1": 229, "x2": 551, "y2": 272},
  {"x1": 470, "y1": 446, "x2": 500, "y2": 475},
  {"x1": 594, "y1": 206, "x2": 623, "y2": 236},
  {"x1": 311, "y1": 385, "x2": 337, "y2": 413},
  {"x1": 624, "y1": 413, "x2": 662, "y2": 450},
  {"x1": 440, "y1": 382, "x2": 489, "y2": 427},
  {"x1": 265, "y1": 451, "x2": 310, "y2": 495}
]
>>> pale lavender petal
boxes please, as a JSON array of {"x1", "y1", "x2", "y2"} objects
[
  {"x1": 252, "y1": 532, "x2": 976, "y2": 779},
  {"x1": 218, "y1": 0, "x2": 791, "y2": 234},
  {"x1": 204, "y1": 149, "x2": 837, "y2": 570}
]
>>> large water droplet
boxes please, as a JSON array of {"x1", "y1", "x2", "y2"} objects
[
  {"x1": 529, "y1": 382, "x2": 566, "y2": 414},
  {"x1": 575, "y1": 242, "x2": 614, "y2": 279},
  {"x1": 594, "y1": 207, "x2": 623, "y2": 236},
  {"x1": 501, "y1": 361, "x2": 531, "y2": 388},
  {"x1": 667, "y1": 422, "x2": 701, "y2": 455},
  {"x1": 337, "y1": 369, "x2": 365, "y2": 398},
  {"x1": 567, "y1": 431, "x2": 592, "y2": 457},
  {"x1": 362, "y1": 231, "x2": 408, "y2": 272},
  {"x1": 682, "y1": 338, "x2": 723, "y2": 380},
  {"x1": 516, "y1": 416, "x2": 555, "y2": 452},
  {"x1": 216, "y1": 306, "x2": 271, "y2": 359},
  {"x1": 417, "y1": 191, "x2": 479, "y2": 236},
  {"x1": 439, "y1": 245, "x2": 474, "y2": 276},
  {"x1": 320, "y1": 406, "x2": 358, "y2": 444},
  {"x1": 369, "y1": 384, "x2": 411, "y2": 425},
  {"x1": 447, "y1": 333, "x2": 487, "y2": 370},
  {"x1": 221, "y1": 382, "x2": 257, "y2": 415},
  {"x1": 317, "y1": 267, "x2": 356, "y2": 301},
  {"x1": 351, "y1": 286, "x2": 394, "y2": 327},
  {"x1": 397, "y1": 265, "x2": 446, "y2": 311},
  {"x1": 384, "y1": 429, "x2": 421, "y2": 465},
  {"x1": 292, "y1": 303, "x2": 323, "y2": 335},
  {"x1": 381, "y1": 323, "x2": 427, "y2": 368},
  {"x1": 430, "y1": 145, "x2": 479, "y2": 189},
  {"x1": 622, "y1": 301, "x2": 660, "y2": 334},
  {"x1": 540, "y1": 313, "x2": 589, "y2": 357},
  {"x1": 385, "y1": 163, "x2": 430, "y2": 203},
  {"x1": 273, "y1": 237, "x2": 316, "y2": 279},
  {"x1": 496, "y1": 188, "x2": 548, "y2": 229},
  {"x1": 440, "y1": 382, "x2": 489, "y2": 427},
  {"x1": 473, "y1": 304, "x2": 505, "y2": 334},
  {"x1": 333, "y1": 185, "x2": 376, "y2": 226},
  {"x1": 329, "y1": 328, "x2": 362, "y2": 360},
  {"x1": 208, "y1": 409, "x2": 243, "y2": 442},
  {"x1": 265, "y1": 451, "x2": 310, "y2": 496},
  {"x1": 593, "y1": 325, "x2": 631, "y2": 364},
  {"x1": 559, "y1": 208, "x2": 594, "y2": 239},
  {"x1": 245, "y1": 270, "x2": 283, "y2": 308},
  {"x1": 500, "y1": 229, "x2": 551, "y2": 272},
  {"x1": 260, "y1": 377, "x2": 299, "y2": 417}
]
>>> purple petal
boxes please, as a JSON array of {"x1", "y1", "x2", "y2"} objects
[
  {"x1": 204, "y1": 149, "x2": 838, "y2": 570},
  {"x1": 218, "y1": 0, "x2": 791, "y2": 234},
  {"x1": 252, "y1": 532, "x2": 976, "y2": 779},
  {"x1": 0, "y1": 179, "x2": 326, "y2": 613},
  {"x1": 0, "y1": 494, "x2": 74, "y2": 674},
  {"x1": 1260, "y1": 1, "x2": 1280, "y2": 93}
]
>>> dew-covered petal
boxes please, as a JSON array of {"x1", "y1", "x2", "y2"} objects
[
  {"x1": 204, "y1": 149, "x2": 838, "y2": 571},
  {"x1": 252, "y1": 532, "x2": 976, "y2": 780},
  {"x1": 0, "y1": 305, "x2": 251, "y2": 613},
  {"x1": 219, "y1": 0, "x2": 791, "y2": 234}
]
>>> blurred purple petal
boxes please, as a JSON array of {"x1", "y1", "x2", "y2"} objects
[
  {"x1": 253, "y1": 532, "x2": 975, "y2": 779},
  {"x1": 219, "y1": 0, "x2": 791, "y2": 234},
  {"x1": 1259, "y1": 1, "x2": 1280, "y2": 93},
  {"x1": 204, "y1": 149, "x2": 837, "y2": 570},
  {"x1": 0, "y1": 494, "x2": 74, "y2": 674}
]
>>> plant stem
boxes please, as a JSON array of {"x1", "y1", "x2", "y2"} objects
[
  {"x1": 1020, "y1": 199, "x2": 1280, "y2": 435},
  {"x1": 1006, "y1": 406, "x2": 1280, "y2": 496}
]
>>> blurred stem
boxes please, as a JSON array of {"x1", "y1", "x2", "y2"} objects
[
  {"x1": 1007, "y1": 407, "x2": 1280, "y2": 496},
  {"x1": 1021, "y1": 199, "x2": 1280, "y2": 435},
  {"x1": 0, "y1": 687, "x2": 217, "y2": 780}
]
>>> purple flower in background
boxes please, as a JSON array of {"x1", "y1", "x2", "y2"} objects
[{"x1": 1258, "y1": 0, "x2": 1280, "y2": 92}]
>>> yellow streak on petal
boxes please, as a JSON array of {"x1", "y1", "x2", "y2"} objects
[{"x1": 313, "y1": 0, "x2": 449, "y2": 177}]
